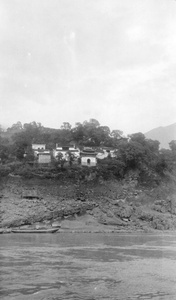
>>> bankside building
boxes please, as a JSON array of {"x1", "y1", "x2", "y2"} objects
[{"x1": 80, "y1": 148, "x2": 97, "y2": 167}]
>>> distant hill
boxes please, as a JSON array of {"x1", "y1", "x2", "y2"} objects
[{"x1": 145, "y1": 123, "x2": 176, "y2": 149}]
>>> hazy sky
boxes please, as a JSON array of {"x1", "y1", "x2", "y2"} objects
[{"x1": 0, "y1": 0, "x2": 176, "y2": 134}]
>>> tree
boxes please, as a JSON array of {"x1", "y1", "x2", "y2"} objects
[
  {"x1": 156, "y1": 149, "x2": 173, "y2": 174},
  {"x1": 116, "y1": 133, "x2": 161, "y2": 173},
  {"x1": 66, "y1": 150, "x2": 74, "y2": 166},
  {"x1": 168, "y1": 140, "x2": 176, "y2": 164},
  {"x1": 56, "y1": 152, "x2": 66, "y2": 169},
  {"x1": 83, "y1": 119, "x2": 100, "y2": 127},
  {"x1": 118, "y1": 140, "x2": 146, "y2": 170},
  {"x1": 110, "y1": 129, "x2": 123, "y2": 147},
  {"x1": 145, "y1": 139, "x2": 160, "y2": 153},
  {"x1": 71, "y1": 123, "x2": 85, "y2": 146},
  {"x1": 7, "y1": 121, "x2": 23, "y2": 132},
  {"x1": 80, "y1": 119, "x2": 111, "y2": 146},
  {"x1": 24, "y1": 147, "x2": 35, "y2": 162},
  {"x1": 128, "y1": 132, "x2": 146, "y2": 145},
  {"x1": 60, "y1": 122, "x2": 72, "y2": 130},
  {"x1": 71, "y1": 120, "x2": 124, "y2": 147},
  {"x1": 99, "y1": 126, "x2": 110, "y2": 135},
  {"x1": 169, "y1": 140, "x2": 176, "y2": 153},
  {"x1": 88, "y1": 118, "x2": 100, "y2": 127},
  {"x1": 111, "y1": 129, "x2": 123, "y2": 139},
  {"x1": 82, "y1": 120, "x2": 102, "y2": 146},
  {"x1": 0, "y1": 145, "x2": 9, "y2": 163}
]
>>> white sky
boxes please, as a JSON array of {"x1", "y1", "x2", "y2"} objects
[{"x1": 0, "y1": 0, "x2": 176, "y2": 134}]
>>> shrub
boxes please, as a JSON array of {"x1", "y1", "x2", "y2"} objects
[
  {"x1": 13, "y1": 165, "x2": 33, "y2": 178},
  {"x1": 0, "y1": 165, "x2": 11, "y2": 176},
  {"x1": 6, "y1": 161, "x2": 23, "y2": 172}
]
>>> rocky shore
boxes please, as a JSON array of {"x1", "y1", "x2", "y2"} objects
[{"x1": 1, "y1": 175, "x2": 176, "y2": 233}]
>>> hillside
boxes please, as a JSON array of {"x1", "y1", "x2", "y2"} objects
[{"x1": 145, "y1": 123, "x2": 176, "y2": 149}]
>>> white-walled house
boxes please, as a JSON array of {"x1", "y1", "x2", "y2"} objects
[
  {"x1": 53, "y1": 145, "x2": 80, "y2": 161},
  {"x1": 37, "y1": 151, "x2": 51, "y2": 164},
  {"x1": 96, "y1": 147, "x2": 116, "y2": 159},
  {"x1": 32, "y1": 144, "x2": 47, "y2": 158},
  {"x1": 31, "y1": 144, "x2": 51, "y2": 163},
  {"x1": 80, "y1": 148, "x2": 97, "y2": 167},
  {"x1": 32, "y1": 144, "x2": 46, "y2": 150}
]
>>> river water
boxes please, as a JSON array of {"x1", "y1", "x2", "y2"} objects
[{"x1": 1, "y1": 232, "x2": 176, "y2": 300}]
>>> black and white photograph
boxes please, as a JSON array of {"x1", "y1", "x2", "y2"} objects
[{"x1": 1, "y1": 0, "x2": 176, "y2": 299}]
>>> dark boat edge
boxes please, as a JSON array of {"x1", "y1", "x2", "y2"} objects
[{"x1": 11, "y1": 228, "x2": 59, "y2": 233}]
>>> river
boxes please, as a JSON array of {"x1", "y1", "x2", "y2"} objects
[{"x1": 1, "y1": 232, "x2": 176, "y2": 299}]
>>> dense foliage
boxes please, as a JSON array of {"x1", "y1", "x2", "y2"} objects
[{"x1": 0, "y1": 119, "x2": 176, "y2": 181}]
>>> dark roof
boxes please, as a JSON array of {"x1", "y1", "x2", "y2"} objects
[
  {"x1": 82, "y1": 147, "x2": 96, "y2": 153},
  {"x1": 96, "y1": 149, "x2": 104, "y2": 153},
  {"x1": 38, "y1": 152, "x2": 51, "y2": 155},
  {"x1": 80, "y1": 151, "x2": 96, "y2": 156},
  {"x1": 34, "y1": 149, "x2": 47, "y2": 153}
]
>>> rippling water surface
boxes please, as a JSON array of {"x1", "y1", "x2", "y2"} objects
[{"x1": 1, "y1": 232, "x2": 176, "y2": 299}]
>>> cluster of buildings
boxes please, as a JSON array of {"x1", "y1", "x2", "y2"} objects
[{"x1": 31, "y1": 144, "x2": 116, "y2": 167}]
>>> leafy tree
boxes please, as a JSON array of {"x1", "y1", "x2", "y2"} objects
[
  {"x1": 156, "y1": 149, "x2": 173, "y2": 174},
  {"x1": 11, "y1": 121, "x2": 23, "y2": 131},
  {"x1": 24, "y1": 147, "x2": 35, "y2": 162},
  {"x1": 0, "y1": 144, "x2": 9, "y2": 163},
  {"x1": 66, "y1": 150, "x2": 74, "y2": 166},
  {"x1": 82, "y1": 119, "x2": 99, "y2": 127},
  {"x1": 10, "y1": 123, "x2": 39, "y2": 160},
  {"x1": 6, "y1": 122, "x2": 23, "y2": 136},
  {"x1": 110, "y1": 129, "x2": 123, "y2": 147},
  {"x1": 118, "y1": 140, "x2": 145, "y2": 170},
  {"x1": 88, "y1": 118, "x2": 100, "y2": 127},
  {"x1": 23, "y1": 121, "x2": 42, "y2": 143},
  {"x1": 56, "y1": 152, "x2": 66, "y2": 169},
  {"x1": 61, "y1": 122, "x2": 72, "y2": 130},
  {"x1": 116, "y1": 133, "x2": 161, "y2": 174},
  {"x1": 128, "y1": 132, "x2": 145, "y2": 145},
  {"x1": 111, "y1": 129, "x2": 123, "y2": 139},
  {"x1": 71, "y1": 120, "x2": 124, "y2": 147},
  {"x1": 145, "y1": 139, "x2": 160, "y2": 153},
  {"x1": 82, "y1": 120, "x2": 102, "y2": 146},
  {"x1": 169, "y1": 140, "x2": 176, "y2": 153},
  {"x1": 99, "y1": 126, "x2": 110, "y2": 135}
]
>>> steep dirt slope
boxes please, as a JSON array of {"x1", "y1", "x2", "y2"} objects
[{"x1": 1, "y1": 176, "x2": 176, "y2": 232}]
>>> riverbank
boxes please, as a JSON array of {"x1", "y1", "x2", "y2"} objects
[{"x1": 1, "y1": 175, "x2": 176, "y2": 233}]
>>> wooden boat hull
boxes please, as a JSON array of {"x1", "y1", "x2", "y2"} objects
[{"x1": 11, "y1": 228, "x2": 59, "y2": 233}]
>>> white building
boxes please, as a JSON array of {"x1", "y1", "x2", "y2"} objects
[
  {"x1": 96, "y1": 148, "x2": 116, "y2": 159},
  {"x1": 53, "y1": 146, "x2": 80, "y2": 161},
  {"x1": 80, "y1": 148, "x2": 97, "y2": 167},
  {"x1": 81, "y1": 156, "x2": 97, "y2": 166},
  {"x1": 38, "y1": 151, "x2": 51, "y2": 164},
  {"x1": 32, "y1": 144, "x2": 46, "y2": 150}
]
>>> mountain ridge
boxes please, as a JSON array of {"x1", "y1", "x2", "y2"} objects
[{"x1": 145, "y1": 122, "x2": 176, "y2": 149}]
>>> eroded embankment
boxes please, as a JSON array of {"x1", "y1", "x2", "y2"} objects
[{"x1": 1, "y1": 176, "x2": 176, "y2": 232}]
